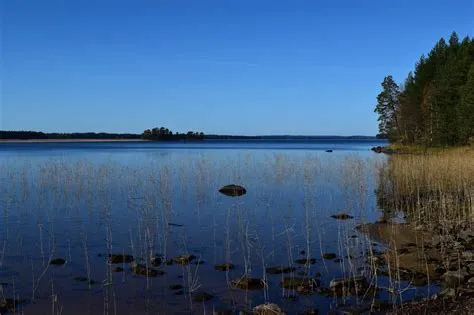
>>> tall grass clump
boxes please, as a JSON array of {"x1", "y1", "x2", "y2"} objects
[{"x1": 376, "y1": 148, "x2": 474, "y2": 225}]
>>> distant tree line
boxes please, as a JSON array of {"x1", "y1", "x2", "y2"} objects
[
  {"x1": 141, "y1": 127, "x2": 204, "y2": 141},
  {"x1": 0, "y1": 130, "x2": 141, "y2": 140},
  {"x1": 374, "y1": 32, "x2": 474, "y2": 146}
]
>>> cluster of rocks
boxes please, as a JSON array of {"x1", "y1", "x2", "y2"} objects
[
  {"x1": 427, "y1": 223, "x2": 474, "y2": 297},
  {"x1": 371, "y1": 146, "x2": 396, "y2": 154},
  {"x1": 365, "y1": 221, "x2": 474, "y2": 298}
]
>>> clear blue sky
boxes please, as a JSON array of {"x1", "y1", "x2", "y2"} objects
[{"x1": 2, "y1": 0, "x2": 473, "y2": 135}]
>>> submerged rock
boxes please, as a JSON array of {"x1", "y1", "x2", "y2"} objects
[
  {"x1": 215, "y1": 263, "x2": 234, "y2": 271},
  {"x1": 131, "y1": 263, "x2": 164, "y2": 277},
  {"x1": 329, "y1": 276, "x2": 369, "y2": 296},
  {"x1": 169, "y1": 284, "x2": 183, "y2": 290},
  {"x1": 50, "y1": 258, "x2": 66, "y2": 265},
  {"x1": 213, "y1": 308, "x2": 234, "y2": 315},
  {"x1": 330, "y1": 213, "x2": 354, "y2": 220},
  {"x1": 371, "y1": 146, "x2": 383, "y2": 153},
  {"x1": 0, "y1": 298, "x2": 23, "y2": 313},
  {"x1": 150, "y1": 255, "x2": 163, "y2": 266},
  {"x1": 323, "y1": 253, "x2": 337, "y2": 260},
  {"x1": 74, "y1": 276, "x2": 97, "y2": 285},
  {"x1": 325, "y1": 150, "x2": 333, "y2": 153},
  {"x1": 295, "y1": 258, "x2": 316, "y2": 265},
  {"x1": 173, "y1": 255, "x2": 196, "y2": 265},
  {"x1": 112, "y1": 267, "x2": 124, "y2": 272},
  {"x1": 280, "y1": 277, "x2": 319, "y2": 291},
  {"x1": 266, "y1": 266, "x2": 296, "y2": 274},
  {"x1": 168, "y1": 222, "x2": 184, "y2": 227},
  {"x1": 219, "y1": 184, "x2": 247, "y2": 197},
  {"x1": 108, "y1": 254, "x2": 134, "y2": 264},
  {"x1": 232, "y1": 276, "x2": 264, "y2": 290},
  {"x1": 192, "y1": 291, "x2": 214, "y2": 302},
  {"x1": 253, "y1": 303, "x2": 285, "y2": 315}
]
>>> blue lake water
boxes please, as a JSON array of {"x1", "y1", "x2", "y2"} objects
[{"x1": 0, "y1": 139, "x2": 435, "y2": 315}]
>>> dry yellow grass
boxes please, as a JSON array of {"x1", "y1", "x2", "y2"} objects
[{"x1": 377, "y1": 147, "x2": 474, "y2": 223}]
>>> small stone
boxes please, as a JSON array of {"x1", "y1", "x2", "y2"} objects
[
  {"x1": 440, "y1": 287, "x2": 456, "y2": 298},
  {"x1": 108, "y1": 254, "x2": 133, "y2": 264},
  {"x1": 168, "y1": 222, "x2": 184, "y2": 227},
  {"x1": 50, "y1": 258, "x2": 66, "y2": 265},
  {"x1": 219, "y1": 184, "x2": 247, "y2": 197},
  {"x1": 231, "y1": 276, "x2": 264, "y2": 290},
  {"x1": 131, "y1": 263, "x2": 164, "y2": 277},
  {"x1": 253, "y1": 303, "x2": 284, "y2": 315},
  {"x1": 295, "y1": 258, "x2": 316, "y2": 265},
  {"x1": 173, "y1": 255, "x2": 196, "y2": 265},
  {"x1": 462, "y1": 251, "x2": 474, "y2": 261},
  {"x1": 323, "y1": 253, "x2": 336, "y2": 260},
  {"x1": 150, "y1": 255, "x2": 162, "y2": 266},
  {"x1": 467, "y1": 263, "x2": 474, "y2": 274},
  {"x1": 280, "y1": 277, "x2": 318, "y2": 289},
  {"x1": 169, "y1": 284, "x2": 183, "y2": 290},
  {"x1": 213, "y1": 309, "x2": 233, "y2": 315},
  {"x1": 397, "y1": 248, "x2": 410, "y2": 255},
  {"x1": 113, "y1": 267, "x2": 124, "y2": 272},
  {"x1": 73, "y1": 276, "x2": 89, "y2": 282},
  {"x1": 215, "y1": 263, "x2": 234, "y2": 271},
  {"x1": 441, "y1": 270, "x2": 468, "y2": 287},
  {"x1": 330, "y1": 213, "x2": 354, "y2": 220},
  {"x1": 329, "y1": 276, "x2": 369, "y2": 296},
  {"x1": 266, "y1": 266, "x2": 296, "y2": 274},
  {"x1": 192, "y1": 291, "x2": 214, "y2": 302}
]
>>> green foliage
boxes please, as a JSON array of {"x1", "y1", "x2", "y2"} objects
[
  {"x1": 374, "y1": 76, "x2": 401, "y2": 141},
  {"x1": 141, "y1": 127, "x2": 204, "y2": 141},
  {"x1": 375, "y1": 32, "x2": 474, "y2": 146}
]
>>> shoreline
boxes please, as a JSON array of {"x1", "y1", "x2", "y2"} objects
[{"x1": 0, "y1": 139, "x2": 148, "y2": 143}]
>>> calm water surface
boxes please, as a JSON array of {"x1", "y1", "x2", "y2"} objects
[{"x1": 0, "y1": 140, "x2": 435, "y2": 314}]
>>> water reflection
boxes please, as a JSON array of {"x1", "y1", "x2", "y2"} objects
[{"x1": 1, "y1": 142, "x2": 446, "y2": 314}]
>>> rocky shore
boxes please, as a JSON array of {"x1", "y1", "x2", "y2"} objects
[{"x1": 358, "y1": 219, "x2": 474, "y2": 314}]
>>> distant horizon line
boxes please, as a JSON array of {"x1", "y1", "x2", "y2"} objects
[{"x1": 0, "y1": 129, "x2": 382, "y2": 139}]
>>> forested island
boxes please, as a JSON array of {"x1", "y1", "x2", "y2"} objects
[
  {"x1": 0, "y1": 131, "x2": 142, "y2": 140},
  {"x1": 374, "y1": 32, "x2": 473, "y2": 147}
]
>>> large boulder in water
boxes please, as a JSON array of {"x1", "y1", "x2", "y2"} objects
[{"x1": 219, "y1": 184, "x2": 247, "y2": 197}]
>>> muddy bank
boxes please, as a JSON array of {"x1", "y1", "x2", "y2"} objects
[
  {"x1": 358, "y1": 220, "x2": 474, "y2": 313},
  {"x1": 388, "y1": 295, "x2": 474, "y2": 315}
]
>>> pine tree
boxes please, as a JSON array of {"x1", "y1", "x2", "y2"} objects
[
  {"x1": 374, "y1": 76, "x2": 401, "y2": 141},
  {"x1": 459, "y1": 64, "x2": 474, "y2": 143}
]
